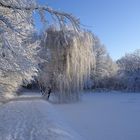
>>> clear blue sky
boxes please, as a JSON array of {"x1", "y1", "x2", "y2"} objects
[{"x1": 35, "y1": 0, "x2": 140, "y2": 60}]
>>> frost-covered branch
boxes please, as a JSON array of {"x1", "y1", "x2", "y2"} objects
[
  {"x1": 0, "y1": 1, "x2": 80, "y2": 32},
  {"x1": 0, "y1": 0, "x2": 40, "y2": 98}
]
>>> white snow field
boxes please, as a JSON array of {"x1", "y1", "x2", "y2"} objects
[
  {"x1": 0, "y1": 94, "x2": 83, "y2": 140},
  {"x1": 54, "y1": 92, "x2": 140, "y2": 140},
  {"x1": 0, "y1": 92, "x2": 140, "y2": 140}
]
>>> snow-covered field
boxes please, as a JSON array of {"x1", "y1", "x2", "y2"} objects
[
  {"x1": 54, "y1": 92, "x2": 140, "y2": 140},
  {"x1": 0, "y1": 92, "x2": 140, "y2": 140}
]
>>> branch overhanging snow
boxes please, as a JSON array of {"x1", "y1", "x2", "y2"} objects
[{"x1": 0, "y1": 1, "x2": 80, "y2": 32}]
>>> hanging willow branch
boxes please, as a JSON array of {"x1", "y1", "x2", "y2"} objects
[{"x1": 38, "y1": 28, "x2": 95, "y2": 102}]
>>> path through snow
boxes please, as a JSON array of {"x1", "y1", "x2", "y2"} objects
[{"x1": 0, "y1": 96, "x2": 82, "y2": 140}]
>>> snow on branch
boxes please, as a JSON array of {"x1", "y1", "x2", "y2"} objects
[{"x1": 0, "y1": 1, "x2": 80, "y2": 32}]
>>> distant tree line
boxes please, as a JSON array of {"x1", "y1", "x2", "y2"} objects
[
  {"x1": 87, "y1": 35, "x2": 140, "y2": 92},
  {"x1": 116, "y1": 50, "x2": 140, "y2": 92}
]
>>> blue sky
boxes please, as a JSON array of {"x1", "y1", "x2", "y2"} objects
[{"x1": 35, "y1": 0, "x2": 140, "y2": 60}]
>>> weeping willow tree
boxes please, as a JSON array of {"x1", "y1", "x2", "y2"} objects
[{"x1": 39, "y1": 27, "x2": 95, "y2": 102}]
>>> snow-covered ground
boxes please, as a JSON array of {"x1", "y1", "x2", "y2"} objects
[
  {"x1": 0, "y1": 91, "x2": 140, "y2": 140},
  {"x1": 0, "y1": 94, "x2": 82, "y2": 140},
  {"x1": 54, "y1": 92, "x2": 140, "y2": 140}
]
